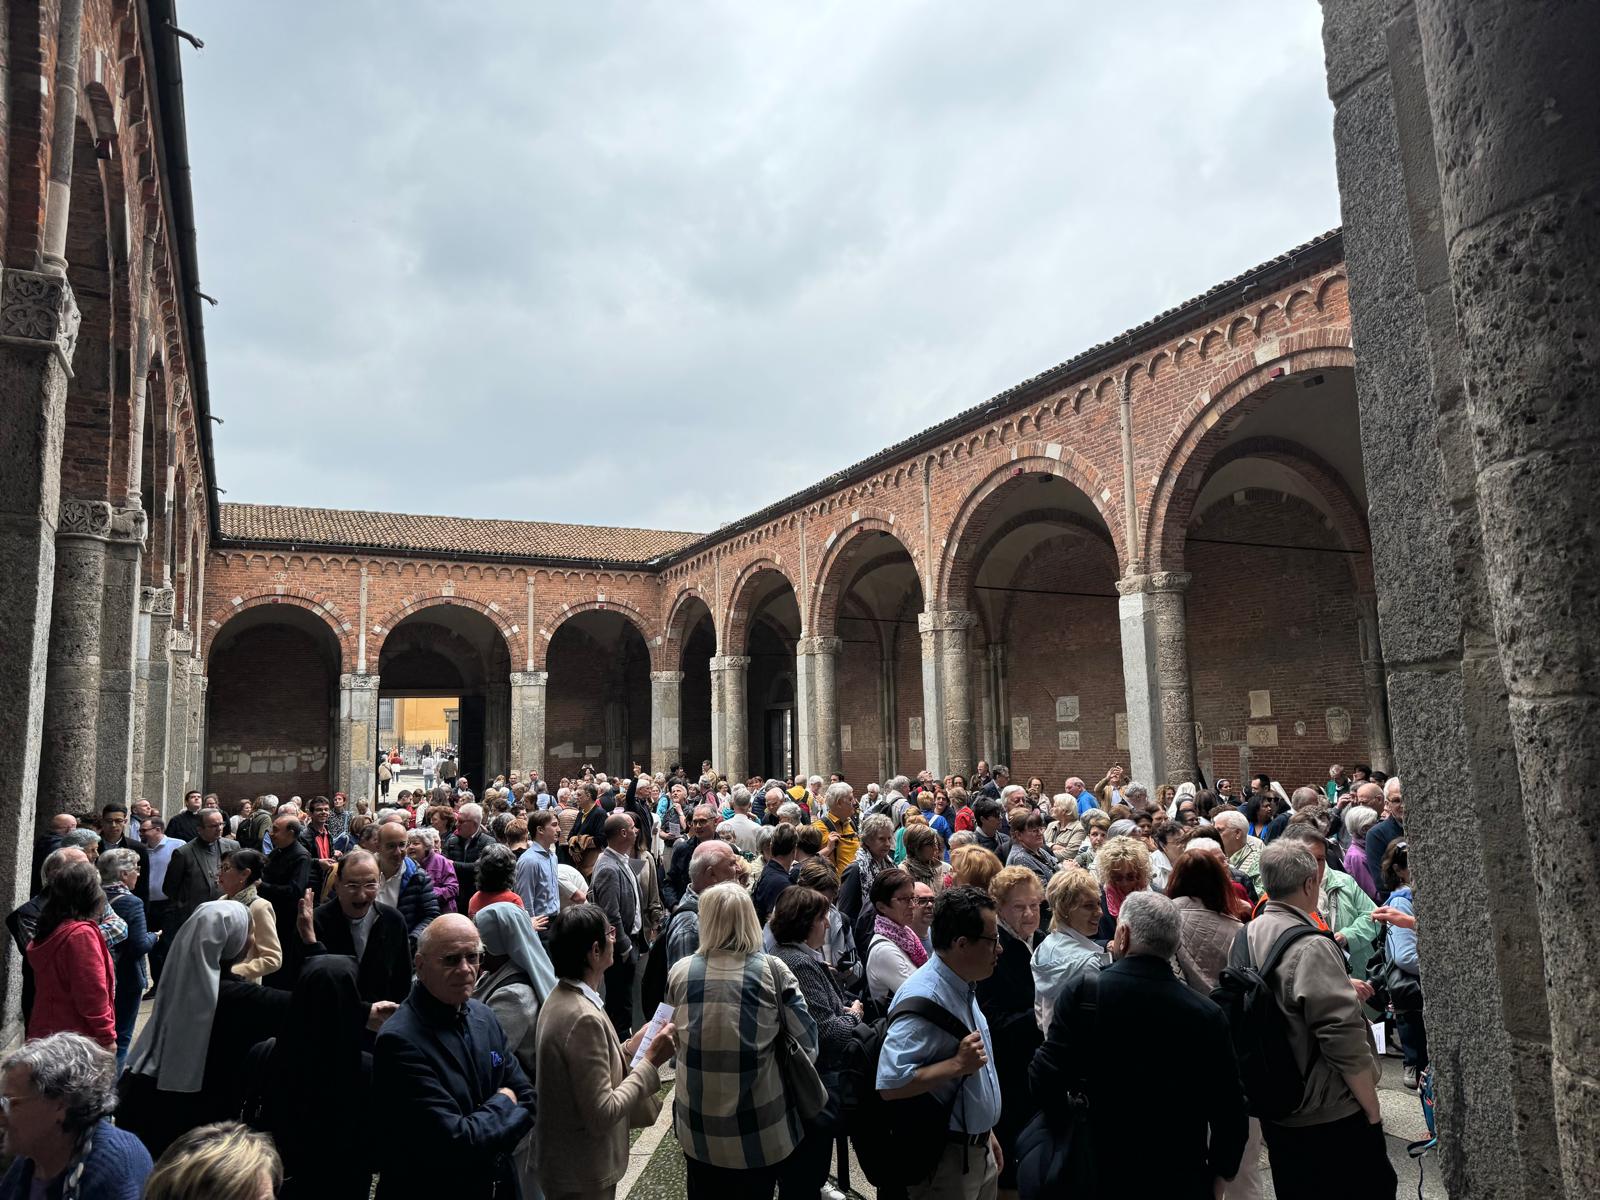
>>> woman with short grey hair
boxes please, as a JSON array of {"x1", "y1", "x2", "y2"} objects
[
  {"x1": 0, "y1": 1032, "x2": 152, "y2": 1198},
  {"x1": 1341, "y1": 805, "x2": 1382, "y2": 900},
  {"x1": 97, "y1": 849, "x2": 158, "y2": 1068}
]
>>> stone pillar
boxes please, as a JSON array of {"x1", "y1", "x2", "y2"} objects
[
  {"x1": 166, "y1": 634, "x2": 193, "y2": 801},
  {"x1": 509, "y1": 670, "x2": 548, "y2": 778},
  {"x1": 986, "y1": 642, "x2": 1010, "y2": 766},
  {"x1": 1411, "y1": 3, "x2": 1600, "y2": 1189},
  {"x1": 650, "y1": 671, "x2": 683, "y2": 774},
  {"x1": 137, "y1": 587, "x2": 176, "y2": 811},
  {"x1": 919, "y1": 610, "x2": 976, "y2": 779},
  {"x1": 185, "y1": 670, "x2": 207, "y2": 793},
  {"x1": 39, "y1": 501, "x2": 110, "y2": 816},
  {"x1": 337, "y1": 674, "x2": 380, "y2": 805},
  {"x1": 0, "y1": 266, "x2": 79, "y2": 1038},
  {"x1": 1354, "y1": 595, "x2": 1394, "y2": 773},
  {"x1": 96, "y1": 509, "x2": 145, "y2": 813},
  {"x1": 795, "y1": 637, "x2": 842, "y2": 779},
  {"x1": 484, "y1": 685, "x2": 509, "y2": 781},
  {"x1": 1117, "y1": 572, "x2": 1196, "y2": 787},
  {"x1": 1321, "y1": 3, "x2": 1564, "y2": 1194},
  {"x1": 878, "y1": 653, "x2": 898, "y2": 781},
  {"x1": 709, "y1": 655, "x2": 750, "y2": 780}
]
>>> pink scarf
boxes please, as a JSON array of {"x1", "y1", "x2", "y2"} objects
[
  {"x1": 874, "y1": 913, "x2": 929, "y2": 969},
  {"x1": 1106, "y1": 884, "x2": 1133, "y2": 919}
]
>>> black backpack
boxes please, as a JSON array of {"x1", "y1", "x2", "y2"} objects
[
  {"x1": 640, "y1": 907, "x2": 687, "y2": 1014},
  {"x1": 840, "y1": 997, "x2": 971, "y2": 1189},
  {"x1": 1211, "y1": 920, "x2": 1333, "y2": 1120}
]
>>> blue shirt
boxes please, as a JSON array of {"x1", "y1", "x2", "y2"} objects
[
  {"x1": 513, "y1": 842, "x2": 560, "y2": 918},
  {"x1": 875, "y1": 954, "x2": 1003, "y2": 1134},
  {"x1": 144, "y1": 835, "x2": 184, "y2": 901},
  {"x1": 1075, "y1": 793, "x2": 1099, "y2": 816}
]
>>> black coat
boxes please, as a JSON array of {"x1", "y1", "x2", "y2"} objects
[
  {"x1": 372, "y1": 982, "x2": 536, "y2": 1199},
  {"x1": 1030, "y1": 954, "x2": 1248, "y2": 1198},
  {"x1": 752, "y1": 858, "x2": 794, "y2": 926},
  {"x1": 662, "y1": 833, "x2": 700, "y2": 910},
  {"x1": 303, "y1": 900, "x2": 412, "y2": 1016},
  {"x1": 165, "y1": 809, "x2": 203, "y2": 844},
  {"x1": 259, "y1": 839, "x2": 313, "y2": 984},
  {"x1": 444, "y1": 829, "x2": 494, "y2": 902},
  {"x1": 976, "y1": 922, "x2": 1043, "y2": 1190}
]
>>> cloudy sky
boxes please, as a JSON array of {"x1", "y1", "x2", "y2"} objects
[{"x1": 185, "y1": 1, "x2": 1339, "y2": 535}]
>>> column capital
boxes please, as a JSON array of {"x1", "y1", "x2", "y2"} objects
[
  {"x1": 917, "y1": 609, "x2": 977, "y2": 634},
  {"x1": 1116, "y1": 571, "x2": 1192, "y2": 596},
  {"x1": 796, "y1": 636, "x2": 844, "y2": 656},
  {"x1": 58, "y1": 499, "x2": 147, "y2": 545},
  {"x1": 0, "y1": 266, "x2": 81, "y2": 371},
  {"x1": 339, "y1": 672, "x2": 381, "y2": 691},
  {"x1": 140, "y1": 586, "x2": 175, "y2": 616},
  {"x1": 710, "y1": 654, "x2": 752, "y2": 670},
  {"x1": 650, "y1": 670, "x2": 685, "y2": 684},
  {"x1": 169, "y1": 628, "x2": 194, "y2": 655},
  {"x1": 510, "y1": 670, "x2": 549, "y2": 687}
]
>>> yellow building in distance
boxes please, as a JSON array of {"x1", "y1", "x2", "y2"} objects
[{"x1": 380, "y1": 696, "x2": 457, "y2": 751}]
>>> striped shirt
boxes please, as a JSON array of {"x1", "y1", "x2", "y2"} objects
[{"x1": 666, "y1": 950, "x2": 818, "y2": 1170}]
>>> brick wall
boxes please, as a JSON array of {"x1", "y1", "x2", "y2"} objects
[
  {"x1": 543, "y1": 623, "x2": 650, "y2": 780},
  {"x1": 206, "y1": 625, "x2": 335, "y2": 801},
  {"x1": 1186, "y1": 490, "x2": 1369, "y2": 789}
]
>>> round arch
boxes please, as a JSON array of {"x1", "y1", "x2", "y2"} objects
[
  {"x1": 371, "y1": 594, "x2": 520, "y2": 669},
  {"x1": 807, "y1": 514, "x2": 926, "y2": 637},
  {"x1": 1143, "y1": 342, "x2": 1356, "y2": 572},
  {"x1": 723, "y1": 557, "x2": 800, "y2": 652},
  {"x1": 203, "y1": 592, "x2": 353, "y2": 673},
  {"x1": 537, "y1": 599, "x2": 659, "y2": 672},
  {"x1": 543, "y1": 607, "x2": 654, "y2": 778},
  {"x1": 938, "y1": 451, "x2": 1120, "y2": 608},
  {"x1": 664, "y1": 585, "x2": 716, "y2": 650}
]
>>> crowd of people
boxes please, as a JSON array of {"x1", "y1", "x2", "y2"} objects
[{"x1": 2, "y1": 756, "x2": 1418, "y2": 1199}]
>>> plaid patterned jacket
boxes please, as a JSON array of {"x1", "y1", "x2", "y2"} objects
[{"x1": 666, "y1": 949, "x2": 819, "y2": 1169}]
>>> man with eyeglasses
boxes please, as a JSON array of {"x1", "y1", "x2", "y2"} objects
[
  {"x1": 373, "y1": 913, "x2": 535, "y2": 1200},
  {"x1": 662, "y1": 803, "x2": 717, "y2": 910},
  {"x1": 295, "y1": 850, "x2": 409, "y2": 1027}
]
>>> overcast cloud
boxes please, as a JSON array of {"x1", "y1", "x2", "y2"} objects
[{"x1": 185, "y1": 1, "x2": 1339, "y2": 535}]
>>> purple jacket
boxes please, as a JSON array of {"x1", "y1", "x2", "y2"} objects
[
  {"x1": 1342, "y1": 843, "x2": 1378, "y2": 901},
  {"x1": 419, "y1": 851, "x2": 460, "y2": 913}
]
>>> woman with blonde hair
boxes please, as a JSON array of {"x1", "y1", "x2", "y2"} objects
[
  {"x1": 144, "y1": 1121, "x2": 281, "y2": 1200},
  {"x1": 978, "y1": 865, "x2": 1046, "y2": 1196},
  {"x1": 665, "y1": 882, "x2": 818, "y2": 1199},
  {"x1": 1031, "y1": 867, "x2": 1110, "y2": 1031},
  {"x1": 1095, "y1": 834, "x2": 1152, "y2": 945},
  {"x1": 947, "y1": 843, "x2": 1003, "y2": 894}
]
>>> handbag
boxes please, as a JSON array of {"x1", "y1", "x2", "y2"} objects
[
  {"x1": 1017, "y1": 973, "x2": 1099, "y2": 1200},
  {"x1": 765, "y1": 956, "x2": 829, "y2": 1121}
]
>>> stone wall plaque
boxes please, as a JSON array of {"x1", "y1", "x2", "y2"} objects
[
  {"x1": 1055, "y1": 695, "x2": 1079, "y2": 722},
  {"x1": 1115, "y1": 712, "x2": 1129, "y2": 751},
  {"x1": 1011, "y1": 716, "x2": 1031, "y2": 751},
  {"x1": 1325, "y1": 707, "x2": 1351, "y2": 745},
  {"x1": 840, "y1": 724, "x2": 852, "y2": 752},
  {"x1": 1247, "y1": 724, "x2": 1279, "y2": 747},
  {"x1": 1249, "y1": 689, "x2": 1272, "y2": 718},
  {"x1": 1294, "y1": 720, "x2": 1307, "y2": 737},
  {"x1": 908, "y1": 717, "x2": 923, "y2": 751},
  {"x1": 584, "y1": 744, "x2": 602, "y2": 759},
  {"x1": 1058, "y1": 730, "x2": 1080, "y2": 751}
]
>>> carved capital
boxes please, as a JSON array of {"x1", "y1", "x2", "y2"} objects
[
  {"x1": 1115, "y1": 573, "x2": 1151, "y2": 597},
  {"x1": 1148, "y1": 571, "x2": 1192, "y2": 595},
  {"x1": 58, "y1": 499, "x2": 147, "y2": 545},
  {"x1": 796, "y1": 635, "x2": 843, "y2": 657},
  {"x1": 710, "y1": 655, "x2": 752, "y2": 671},
  {"x1": 650, "y1": 670, "x2": 685, "y2": 684},
  {"x1": 141, "y1": 586, "x2": 176, "y2": 616},
  {"x1": 169, "y1": 628, "x2": 195, "y2": 654},
  {"x1": 340, "y1": 673, "x2": 381, "y2": 692},
  {"x1": 917, "y1": 609, "x2": 977, "y2": 634},
  {"x1": 510, "y1": 670, "x2": 550, "y2": 688},
  {"x1": 0, "y1": 267, "x2": 81, "y2": 370}
]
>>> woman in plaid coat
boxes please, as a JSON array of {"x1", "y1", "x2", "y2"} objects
[{"x1": 665, "y1": 881, "x2": 819, "y2": 1199}]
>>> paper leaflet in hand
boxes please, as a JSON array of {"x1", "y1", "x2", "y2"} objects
[{"x1": 631, "y1": 1002, "x2": 675, "y2": 1068}]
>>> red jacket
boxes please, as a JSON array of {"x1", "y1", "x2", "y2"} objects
[{"x1": 26, "y1": 920, "x2": 116, "y2": 1047}]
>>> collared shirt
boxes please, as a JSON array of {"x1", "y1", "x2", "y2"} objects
[
  {"x1": 145, "y1": 835, "x2": 182, "y2": 901},
  {"x1": 379, "y1": 866, "x2": 403, "y2": 910},
  {"x1": 514, "y1": 842, "x2": 560, "y2": 918},
  {"x1": 349, "y1": 905, "x2": 378, "y2": 961},
  {"x1": 576, "y1": 980, "x2": 606, "y2": 1012},
  {"x1": 876, "y1": 954, "x2": 1003, "y2": 1134},
  {"x1": 604, "y1": 847, "x2": 642, "y2": 935}
]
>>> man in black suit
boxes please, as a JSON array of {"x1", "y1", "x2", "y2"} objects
[
  {"x1": 372, "y1": 912, "x2": 535, "y2": 1200},
  {"x1": 296, "y1": 850, "x2": 410, "y2": 1025},
  {"x1": 259, "y1": 812, "x2": 313, "y2": 987},
  {"x1": 589, "y1": 813, "x2": 642, "y2": 1037},
  {"x1": 1031, "y1": 890, "x2": 1248, "y2": 1198},
  {"x1": 98, "y1": 803, "x2": 151, "y2": 901}
]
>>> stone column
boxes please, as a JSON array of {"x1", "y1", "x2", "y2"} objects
[
  {"x1": 986, "y1": 642, "x2": 1010, "y2": 765},
  {"x1": 185, "y1": 670, "x2": 207, "y2": 793},
  {"x1": 337, "y1": 674, "x2": 380, "y2": 805},
  {"x1": 650, "y1": 671, "x2": 683, "y2": 774},
  {"x1": 1354, "y1": 595, "x2": 1394, "y2": 774},
  {"x1": 166, "y1": 634, "x2": 193, "y2": 799},
  {"x1": 709, "y1": 655, "x2": 750, "y2": 780},
  {"x1": 795, "y1": 637, "x2": 842, "y2": 779},
  {"x1": 39, "y1": 500, "x2": 111, "y2": 815},
  {"x1": 1413, "y1": 3, "x2": 1600, "y2": 1189},
  {"x1": 0, "y1": 266, "x2": 79, "y2": 1038},
  {"x1": 96, "y1": 508, "x2": 145, "y2": 813},
  {"x1": 484, "y1": 685, "x2": 509, "y2": 781},
  {"x1": 1117, "y1": 572, "x2": 1196, "y2": 787},
  {"x1": 137, "y1": 587, "x2": 176, "y2": 811},
  {"x1": 878, "y1": 652, "x2": 898, "y2": 781},
  {"x1": 509, "y1": 670, "x2": 548, "y2": 778},
  {"x1": 1321, "y1": 4, "x2": 1564, "y2": 1194},
  {"x1": 919, "y1": 610, "x2": 976, "y2": 779}
]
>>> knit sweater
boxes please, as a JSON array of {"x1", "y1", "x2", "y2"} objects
[{"x1": 0, "y1": 1118, "x2": 151, "y2": 1200}]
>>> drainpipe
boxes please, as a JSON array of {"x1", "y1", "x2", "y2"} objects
[
  {"x1": 40, "y1": 0, "x2": 86, "y2": 275},
  {"x1": 1117, "y1": 369, "x2": 1141, "y2": 573}
]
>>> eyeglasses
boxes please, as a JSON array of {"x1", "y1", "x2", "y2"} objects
[{"x1": 912, "y1": 896, "x2": 935, "y2": 907}]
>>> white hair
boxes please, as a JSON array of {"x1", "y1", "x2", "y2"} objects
[
  {"x1": 731, "y1": 786, "x2": 752, "y2": 811},
  {"x1": 457, "y1": 803, "x2": 484, "y2": 824},
  {"x1": 1213, "y1": 810, "x2": 1247, "y2": 833},
  {"x1": 407, "y1": 825, "x2": 441, "y2": 851},
  {"x1": 1384, "y1": 776, "x2": 1402, "y2": 799},
  {"x1": 1186, "y1": 838, "x2": 1224, "y2": 856},
  {"x1": 887, "y1": 776, "x2": 910, "y2": 796},
  {"x1": 260, "y1": 794, "x2": 280, "y2": 812},
  {"x1": 1118, "y1": 891, "x2": 1180, "y2": 958},
  {"x1": 808, "y1": 775, "x2": 824, "y2": 788},
  {"x1": 824, "y1": 781, "x2": 853, "y2": 810}
]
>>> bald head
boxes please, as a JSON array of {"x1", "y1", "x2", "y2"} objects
[
  {"x1": 415, "y1": 914, "x2": 480, "y2": 1008},
  {"x1": 417, "y1": 912, "x2": 476, "y2": 958},
  {"x1": 688, "y1": 838, "x2": 739, "y2": 891},
  {"x1": 1355, "y1": 781, "x2": 1384, "y2": 810}
]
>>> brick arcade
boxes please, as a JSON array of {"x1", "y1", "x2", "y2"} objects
[{"x1": 5, "y1": 4, "x2": 1596, "y2": 1195}]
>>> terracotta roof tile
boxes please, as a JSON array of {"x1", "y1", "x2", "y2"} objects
[{"x1": 219, "y1": 503, "x2": 700, "y2": 564}]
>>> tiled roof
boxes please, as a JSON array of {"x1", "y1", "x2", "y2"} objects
[{"x1": 219, "y1": 504, "x2": 701, "y2": 564}]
